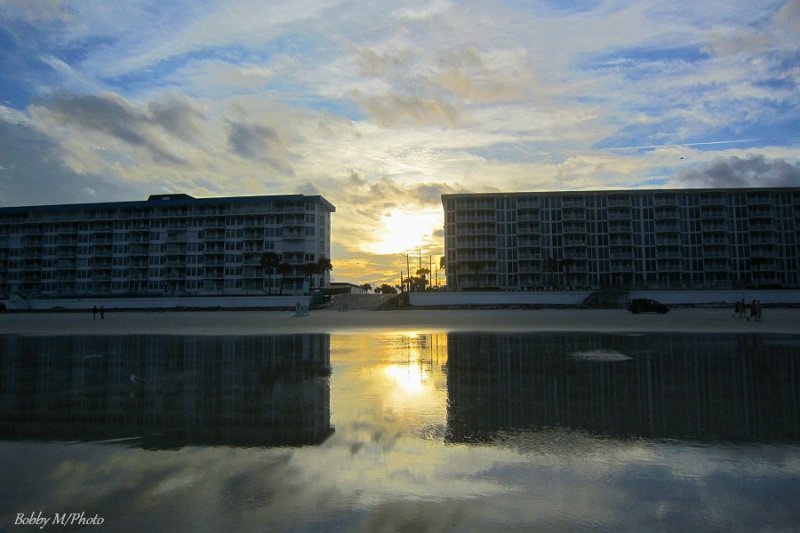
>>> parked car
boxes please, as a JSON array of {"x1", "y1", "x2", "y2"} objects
[{"x1": 626, "y1": 298, "x2": 669, "y2": 314}]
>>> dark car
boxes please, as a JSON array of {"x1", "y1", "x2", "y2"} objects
[{"x1": 626, "y1": 298, "x2": 669, "y2": 314}]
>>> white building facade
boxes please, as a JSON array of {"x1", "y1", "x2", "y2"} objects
[
  {"x1": 0, "y1": 193, "x2": 335, "y2": 299},
  {"x1": 443, "y1": 188, "x2": 800, "y2": 291}
]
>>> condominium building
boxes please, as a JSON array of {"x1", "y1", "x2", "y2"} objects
[
  {"x1": 0, "y1": 193, "x2": 335, "y2": 298},
  {"x1": 442, "y1": 188, "x2": 800, "y2": 291}
]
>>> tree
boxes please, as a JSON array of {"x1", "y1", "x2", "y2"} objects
[
  {"x1": 560, "y1": 258, "x2": 573, "y2": 289},
  {"x1": 360, "y1": 283, "x2": 373, "y2": 292},
  {"x1": 377, "y1": 283, "x2": 397, "y2": 294},
  {"x1": 317, "y1": 257, "x2": 333, "y2": 287},
  {"x1": 544, "y1": 257, "x2": 558, "y2": 288},
  {"x1": 465, "y1": 261, "x2": 482, "y2": 289},
  {"x1": 260, "y1": 251, "x2": 280, "y2": 295},
  {"x1": 301, "y1": 262, "x2": 320, "y2": 291},
  {"x1": 416, "y1": 268, "x2": 430, "y2": 291},
  {"x1": 277, "y1": 262, "x2": 292, "y2": 295}
]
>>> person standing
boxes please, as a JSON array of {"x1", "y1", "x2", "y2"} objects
[
  {"x1": 748, "y1": 299, "x2": 757, "y2": 322},
  {"x1": 100, "y1": 306, "x2": 105, "y2": 320},
  {"x1": 92, "y1": 305, "x2": 98, "y2": 320}
]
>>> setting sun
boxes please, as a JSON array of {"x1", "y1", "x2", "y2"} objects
[{"x1": 367, "y1": 208, "x2": 442, "y2": 255}]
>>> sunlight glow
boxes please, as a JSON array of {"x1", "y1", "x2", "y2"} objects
[
  {"x1": 367, "y1": 208, "x2": 442, "y2": 255},
  {"x1": 384, "y1": 364, "x2": 427, "y2": 395}
]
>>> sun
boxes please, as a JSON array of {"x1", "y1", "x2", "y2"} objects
[{"x1": 368, "y1": 207, "x2": 442, "y2": 255}]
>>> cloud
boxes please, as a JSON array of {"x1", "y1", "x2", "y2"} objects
[
  {"x1": 31, "y1": 92, "x2": 193, "y2": 164},
  {"x1": 358, "y1": 93, "x2": 460, "y2": 128},
  {"x1": 227, "y1": 120, "x2": 295, "y2": 175},
  {"x1": 148, "y1": 96, "x2": 205, "y2": 139},
  {"x1": 677, "y1": 155, "x2": 800, "y2": 188},
  {"x1": 0, "y1": 115, "x2": 140, "y2": 206}
]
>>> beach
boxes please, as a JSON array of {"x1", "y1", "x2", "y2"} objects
[{"x1": 1, "y1": 306, "x2": 798, "y2": 336}]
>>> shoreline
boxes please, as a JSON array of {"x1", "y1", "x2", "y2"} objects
[{"x1": 1, "y1": 307, "x2": 798, "y2": 336}]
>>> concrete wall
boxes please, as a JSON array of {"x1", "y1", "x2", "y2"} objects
[
  {"x1": 410, "y1": 290, "x2": 800, "y2": 307},
  {"x1": 1, "y1": 295, "x2": 310, "y2": 311}
]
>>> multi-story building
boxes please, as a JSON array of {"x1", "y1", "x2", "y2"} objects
[
  {"x1": 0, "y1": 193, "x2": 335, "y2": 298},
  {"x1": 442, "y1": 188, "x2": 800, "y2": 291}
]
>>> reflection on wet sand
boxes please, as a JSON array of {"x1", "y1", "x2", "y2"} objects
[
  {"x1": 446, "y1": 332, "x2": 800, "y2": 443},
  {"x1": 0, "y1": 335, "x2": 333, "y2": 448}
]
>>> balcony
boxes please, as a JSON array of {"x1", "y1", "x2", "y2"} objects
[
  {"x1": 562, "y1": 223, "x2": 585, "y2": 234},
  {"x1": 610, "y1": 238, "x2": 632, "y2": 247},
  {"x1": 704, "y1": 249, "x2": 729, "y2": 259},
  {"x1": 656, "y1": 249, "x2": 682, "y2": 259},
  {"x1": 607, "y1": 197, "x2": 631, "y2": 207},
  {"x1": 701, "y1": 222, "x2": 728, "y2": 232},
  {"x1": 563, "y1": 251, "x2": 586, "y2": 260},
  {"x1": 608, "y1": 211, "x2": 631, "y2": 221},
  {"x1": 701, "y1": 207, "x2": 726, "y2": 219},
  {"x1": 653, "y1": 196, "x2": 679, "y2": 207},
  {"x1": 700, "y1": 195, "x2": 726, "y2": 206},
  {"x1": 750, "y1": 222, "x2": 775, "y2": 231},
  {"x1": 654, "y1": 207, "x2": 679, "y2": 219},
  {"x1": 562, "y1": 211, "x2": 585, "y2": 222},
  {"x1": 657, "y1": 260, "x2": 682, "y2": 271},
  {"x1": 748, "y1": 208, "x2": 773, "y2": 219},
  {"x1": 704, "y1": 262, "x2": 730, "y2": 272},
  {"x1": 747, "y1": 193, "x2": 773, "y2": 206},
  {"x1": 608, "y1": 223, "x2": 630, "y2": 233},
  {"x1": 609, "y1": 261, "x2": 633, "y2": 272},
  {"x1": 562, "y1": 197, "x2": 585, "y2": 208},
  {"x1": 655, "y1": 222, "x2": 680, "y2": 233}
]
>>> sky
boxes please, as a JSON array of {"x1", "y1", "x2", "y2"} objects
[{"x1": 1, "y1": 0, "x2": 799, "y2": 286}]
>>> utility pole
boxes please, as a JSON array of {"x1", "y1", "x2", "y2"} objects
[{"x1": 406, "y1": 254, "x2": 411, "y2": 292}]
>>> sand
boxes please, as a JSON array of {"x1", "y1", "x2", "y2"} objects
[{"x1": 0, "y1": 307, "x2": 798, "y2": 336}]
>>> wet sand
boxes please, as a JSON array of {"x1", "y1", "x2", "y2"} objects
[{"x1": 0, "y1": 307, "x2": 798, "y2": 336}]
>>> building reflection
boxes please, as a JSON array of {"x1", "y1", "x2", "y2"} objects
[
  {"x1": 0, "y1": 335, "x2": 333, "y2": 448},
  {"x1": 446, "y1": 333, "x2": 800, "y2": 443}
]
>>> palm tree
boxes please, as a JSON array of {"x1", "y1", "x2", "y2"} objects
[
  {"x1": 260, "y1": 251, "x2": 280, "y2": 295},
  {"x1": 465, "y1": 261, "x2": 482, "y2": 289},
  {"x1": 560, "y1": 258, "x2": 573, "y2": 289},
  {"x1": 416, "y1": 268, "x2": 430, "y2": 291},
  {"x1": 317, "y1": 257, "x2": 333, "y2": 288},
  {"x1": 301, "y1": 262, "x2": 320, "y2": 292},
  {"x1": 277, "y1": 262, "x2": 292, "y2": 295},
  {"x1": 544, "y1": 257, "x2": 558, "y2": 288}
]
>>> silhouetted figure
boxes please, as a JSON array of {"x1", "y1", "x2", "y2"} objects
[
  {"x1": 92, "y1": 305, "x2": 98, "y2": 320},
  {"x1": 100, "y1": 306, "x2": 105, "y2": 320},
  {"x1": 748, "y1": 299, "x2": 757, "y2": 322}
]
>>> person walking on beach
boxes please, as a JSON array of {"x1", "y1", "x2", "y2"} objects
[
  {"x1": 734, "y1": 300, "x2": 741, "y2": 318},
  {"x1": 92, "y1": 305, "x2": 98, "y2": 320},
  {"x1": 100, "y1": 306, "x2": 105, "y2": 320},
  {"x1": 755, "y1": 300, "x2": 762, "y2": 322},
  {"x1": 748, "y1": 299, "x2": 757, "y2": 321}
]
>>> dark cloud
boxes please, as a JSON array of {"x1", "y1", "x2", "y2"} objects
[
  {"x1": 295, "y1": 182, "x2": 319, "y2": 195},
  {"x1": 227, "y1": 122, "x2": 279, "y2": 158},
  {"x1": 0, "y1": 118, "x2": 140, "y2": 206},
  {"x1": 148, "y1": 96, "x2": 204, "y2": 139},
  {"x1": 34, "y1": 92, "x2": 190, "y2": 164},
  {"x1": 347, "y1": 169, "x2": 367, "y2": 186},
  {"x1": 678, "y1": 155, "x2": 800, "y2": 188},
  {"x1": 410, "y1": 183, "x2": 460, "y2": 204},
  {"x1": 227, "y1": 120, "x2": 294, "y2": 175}
]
